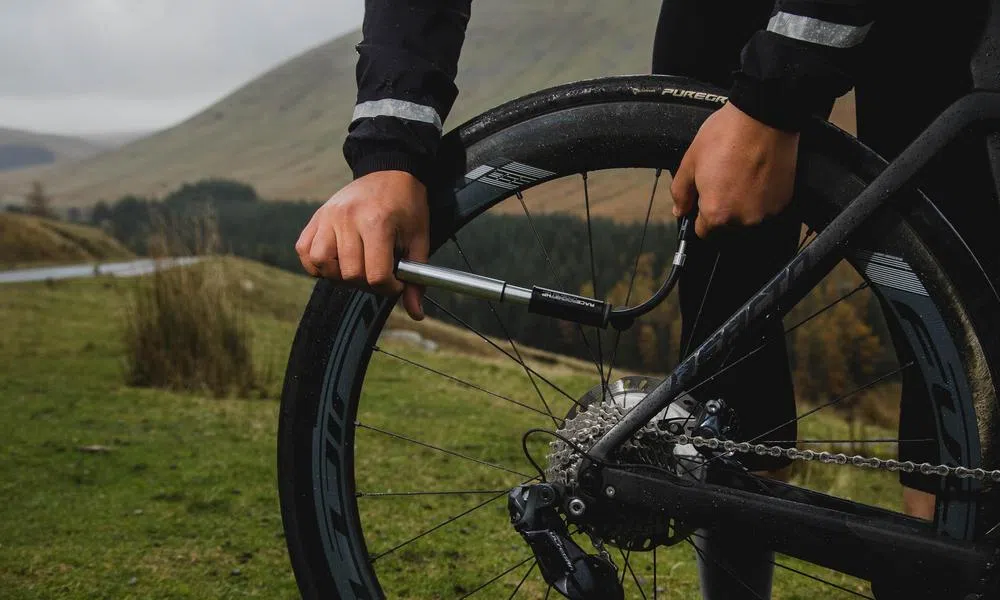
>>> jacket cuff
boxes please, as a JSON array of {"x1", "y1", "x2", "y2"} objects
[
  {"x1": 350, "y1": 151, "x2": 431, "y2": 186},
  {"x1": 728, "y1": 73, "x2": 814, "y2": 133}
]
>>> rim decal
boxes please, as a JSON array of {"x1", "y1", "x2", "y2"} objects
[
  {"x1": 463, "y1": 159, "x2": 555, "y2": 190},
  {"x1": 854, "y1": 249, "x2": 930, "y2": 296}
]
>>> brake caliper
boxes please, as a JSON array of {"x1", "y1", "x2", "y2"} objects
[{"x1": 507, "y1": 483, "x2": 623, "y2": 600}]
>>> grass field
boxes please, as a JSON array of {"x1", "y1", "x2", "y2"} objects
[{"x1": 1, "y1": 258, "x2": 902, "y2": 598}]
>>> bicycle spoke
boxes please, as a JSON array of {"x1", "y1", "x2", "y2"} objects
[
  {"x1": 507, "y1": 560, "x2": 537, "y2": 599},
  {"x1": 701, "y1": 362, "x2": 914, "y2": 471},
  {"x1": 515, "y1": 190, "x2": 605, "y2": 375},
  {"x1": 757, "y1": 362, "x2": 913, "y2": 443},
  {"x1": 373, "y1": 346, "x2": 555, "y2": 420},
  {"x1": 357, "y1": 489, "x2": 510, "y2": 498},
  {"x1": 685, "y1": 537, "x2": 768, "y2": 600},
  {"x1": 372, "y1": 480, "x2": 536, "y2": 563},
  {"x1": 618, "y1": 548, "x2": 648, "y2": 600},
  {"x1": 682, "y1": 251, "x2": 722, "y2": 358},
  {"x1": 424, "y1": 295, "x2": 582, "y2": 409},
  {"x1": 356, "y1": 421, "x2": 533, "y2": 478},
  {"x1": 653, "y1": 546, "x2": 657, "y2": 600},
  {"x1": 582, "y1": 172, "x2": 608, "y2": 395},
  {"x1": 680, "y1": 243, "x2": 867, "y2": 412},
  {"x1": 686, "y1": 280, "x2": 872, "y2": 397},
  {"x1": 785, "y1": 281, "x2": 869, "y2": 336},
  {"x1": 607, "y1": 168, "x2": 662, "y2": 384},
  {"x1": 451, "y1": 237, "x2": 561, "y2": 427},
  {"x1": 773, "y1": 560, "x2": 874, "y2": 599},
  {"x1": 673, "y1": 248, "x2": 723, "y2": 434},
  {"x1": 688, "y1": 531, "x2": 874, "y2": 599},
  {"x1": 457, "y1": 555, "x2": 535, "y2": 599}
]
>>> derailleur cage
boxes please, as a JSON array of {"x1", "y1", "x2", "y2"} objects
[{"x1": 507, "y1": 483, "x2": 624, "y2": 600}]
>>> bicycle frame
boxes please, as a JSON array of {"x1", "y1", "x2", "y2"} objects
[
  {"x1": 588, "y1": 90, "x2": 1000, "y2": 460},
  {"x1": 590, "y1": 2, "x2": 1000, "y2": 457},
  {"x1": 571, "y1": 7, "x2": 1000, "y2": 592}
]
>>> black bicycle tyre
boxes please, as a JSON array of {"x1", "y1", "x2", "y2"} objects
[{"x1": 277, "y1": 75, "x2": 1000, "y2": 599}]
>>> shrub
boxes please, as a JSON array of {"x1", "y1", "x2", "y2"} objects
[{"x1": 122, "y1": 214, "x2": 259, "y2": 397}]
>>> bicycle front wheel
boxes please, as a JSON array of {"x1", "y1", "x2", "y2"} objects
[{"x1": 278, "y1": 75, "x2": 1000, "y2": 599}]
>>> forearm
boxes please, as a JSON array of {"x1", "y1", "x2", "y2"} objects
[
  {"x1": 343, "y1": 0, "x2": 471, "y2": 185},
  {"x1": 730, "y1": 0, "x2": 875, "y2": 131}
]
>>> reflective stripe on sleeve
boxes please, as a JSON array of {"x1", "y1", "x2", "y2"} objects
[
  {"x1": 352, "y1": 99, "x2": 443, "y2": 130},
  {"x1": 767, "y1": 11, "x2": 872, "y2": 48}
]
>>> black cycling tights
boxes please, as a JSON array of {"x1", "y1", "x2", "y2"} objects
[{"x1": 652, "y1": 0, "x2": 997, "y2": 598}]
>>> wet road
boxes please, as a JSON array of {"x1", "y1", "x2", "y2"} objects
[{"x1": 0, "y1": 257, "x2": 201, "y2": 284}]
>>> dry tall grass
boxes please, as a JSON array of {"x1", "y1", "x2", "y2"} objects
[
  {"x1": 122, "y1": 213, "x2": 259, "y2": 397},
  {"x1": 0, "y1": 212, "x2": 133, "y2": 268}
]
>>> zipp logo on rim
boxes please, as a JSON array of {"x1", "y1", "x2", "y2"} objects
[{"x1": 661, "y1": 88, "x2": 728, "y2": 104}]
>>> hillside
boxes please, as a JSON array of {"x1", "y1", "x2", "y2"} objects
[
  {"x1": 0, "y1": 212, "x2": 134, "y2": 268},
  {"x1": 0, "y1": 127, "x2": 113, "y2": 171},
  {"x1": 0, "y1": 1, "x2": 854, "y2": 211}
]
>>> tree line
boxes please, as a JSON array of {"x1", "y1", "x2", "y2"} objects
[{"x1": 84, "y1": 178, "x2": 896, "y2": 406}]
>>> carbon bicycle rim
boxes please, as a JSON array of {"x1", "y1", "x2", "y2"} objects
[{"x1": 278, "y1": 76, "x2": 1000, "y2": 599}]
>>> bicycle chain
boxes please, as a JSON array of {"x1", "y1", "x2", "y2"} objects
[
  {"x1": 672, "y1": 434, "x2": 1000, "y2": 482},
  {"x1": 587, "y1": 533, "x2": 616, "y2": 569},
  {"x1": 673, "y1": 432, "x2": 1000, "y2": 595}
]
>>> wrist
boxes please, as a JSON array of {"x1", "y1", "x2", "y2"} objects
[
  {"x1": 728, "y1": 73, "x2": 811, "y2": 133},
  {"x1": 724, "y1": 101, "x2": 800, "y2": 143},
  {"x1": 351, "y1": 151, "x2": 431, "y2": 186}
]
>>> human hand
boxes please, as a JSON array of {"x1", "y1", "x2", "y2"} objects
[
  {"x1": 671, "y1": 102, "x2": 799, "y2": 239},
  {"x1": 296, "y1": 170, "x2": 430, "y2": 320}
]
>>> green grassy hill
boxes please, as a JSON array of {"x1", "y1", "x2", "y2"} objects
[
  {"x1": 0, "y1": 0, "x2": 856, "y2": 211},
  {"x1": 0, "y1": 257, "x2": 892, "y2": 598},
  {"x1": 0, "y1": 212, "x2": 134, "y2": 268}
]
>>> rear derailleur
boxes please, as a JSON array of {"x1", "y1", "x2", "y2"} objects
[{"x1": 507, "y1": 482, "x2": 623, "y2": 600}]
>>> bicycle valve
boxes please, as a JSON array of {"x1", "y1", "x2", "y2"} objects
[{"x1": 395, "y1": 260, "x2": 612, "y2": 328}]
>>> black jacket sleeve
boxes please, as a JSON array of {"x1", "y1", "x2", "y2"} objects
[
  {"x1": 730, "y1": 0, "x2": 876, "y2": 131},
  {"x1": 343, "y1": 0, "x2": 471, "y2": 185}
]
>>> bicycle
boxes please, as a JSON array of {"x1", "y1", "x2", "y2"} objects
[{"x1": 277, "y1": 5, "x2": 1000, "y2": 598}]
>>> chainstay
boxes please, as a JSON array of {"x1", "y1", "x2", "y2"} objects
[{"x1": 672, "y1": 434, "x2": 1000, "y2": 482}]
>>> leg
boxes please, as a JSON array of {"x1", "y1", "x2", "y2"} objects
[
  {"x1": 680, "y1": 214, "x2": 799, "y2": 600},
  {"x1": 653, "y1": 3, "x2": 793, "y2": 598},
  {"x1": 854, "y1": 1, "x2": 998, "y2": 521},
  {"x1": 903, "y1": 488, "x2": 935, "y2": 521},
  {"x1": 654, "y1": 0, "x2": 798, "y2": 478}
]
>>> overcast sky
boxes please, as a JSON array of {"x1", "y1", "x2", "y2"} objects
[{"x1": 0, "y1": 0, "x2": 365, "y2": 136}]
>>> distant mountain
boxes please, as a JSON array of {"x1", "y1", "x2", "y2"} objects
[
  {"x1": 0, "y1": 0, "x2": 855, "y2": 212},
  {"x1": 82, "y1": 131, "x2": 150, "y2": 147},
  {"x1": 0, "y1": 1, "x2": 665, "y2": 205},
  {"x1": 0, "y1": 128, "x2": 112, "y2": 171}
]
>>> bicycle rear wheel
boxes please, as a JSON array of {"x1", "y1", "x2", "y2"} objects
[{"x1": 278, "y1": 75, "x2": 1000, "y2": 598}]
